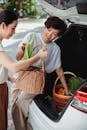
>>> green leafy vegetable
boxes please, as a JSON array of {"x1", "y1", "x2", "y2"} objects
[{"x1": 68, "y1": 77, "x2": 83, "y2": 94}]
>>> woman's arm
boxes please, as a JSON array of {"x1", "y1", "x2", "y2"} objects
[
  {"x1": 0, "y1": 47, "x2": 47, "y2": 73},
  {"x1": 16, "y1": 43, "x2": 25, "y2": 61},
  {"x1": 56, "y1": 67, "x2": 68, "y2": 95}
]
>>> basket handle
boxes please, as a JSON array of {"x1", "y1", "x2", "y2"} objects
[{"x1": 53, "y1": 71, "x2": 77, "y2": 94}]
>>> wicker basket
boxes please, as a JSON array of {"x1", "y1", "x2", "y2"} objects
[{"x1": 53, "y1": 71, "x2": 77, "y2": 112}]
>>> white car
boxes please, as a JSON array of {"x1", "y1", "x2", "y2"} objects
[
  {"x1": 28, "y1": 82, "x2": 87, "y2": 130},
  {"x1": 27, "y1": 1, "x2": 87, "y2": 130}
]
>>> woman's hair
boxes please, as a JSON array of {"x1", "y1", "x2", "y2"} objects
[
  {"x1": 0, "y1": 9, "x2": 18, "y2": 25},
  {"x1": 44, "y1": 16, "x2": 67, "y2": 35}
]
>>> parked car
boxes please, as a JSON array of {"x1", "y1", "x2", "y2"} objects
[
  {"x1": 27, "y1": 1, "x2": 87, "y2": 130},
  {"x1": 28, "y1": 81, "x2": 87, "y2": 130}
]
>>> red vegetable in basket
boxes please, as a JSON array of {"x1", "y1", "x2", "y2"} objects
[{"x1": 57, "y1": 86, "x2": 65, "y2": 95}]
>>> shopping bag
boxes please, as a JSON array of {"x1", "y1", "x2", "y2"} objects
[{"x1": 15, "y1": 65, "x2": 45, "y2": 94}]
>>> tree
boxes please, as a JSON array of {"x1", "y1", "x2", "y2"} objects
[{"x1": 5, "y1": 0, "x2": 41, "y2": 18}]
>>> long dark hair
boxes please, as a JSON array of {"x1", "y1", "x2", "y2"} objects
[{"x1": 0, "y1": 9, "x2": 18, "y2": 25}]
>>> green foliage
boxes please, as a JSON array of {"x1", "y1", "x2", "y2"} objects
[
  {"x1": 23, "y1": 34, "x2": 35, "y2": 60},
  {"x1": 5, "y1": 0, "x2": 41, "y2": 18},
  {"x1": 5, "y1": 0, "x2": 19, "y2": 12},
  {"x1": 68, "y1": 77, "x2": 83, "y2": 94},
  {"x1": 23, "y1": 0, "x2": 41, "y2": 18}
]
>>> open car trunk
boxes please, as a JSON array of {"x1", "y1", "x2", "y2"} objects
[
  {"x1": 44, "y1": 23, "x2": 87, "y2": 96},
  {"x1": 56, "y1": 23, "x2": 87, "y2": 78},
  {"x1": 28, "y1": 24, "x2": 87, "y2": 130},
  {"x1": 30, "y1": 23, "x2": 87, "y2": 120}
]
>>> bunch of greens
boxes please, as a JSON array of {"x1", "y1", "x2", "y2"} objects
[{"x1": 68, "y1": 77, "x2": 83, "y2": 94}]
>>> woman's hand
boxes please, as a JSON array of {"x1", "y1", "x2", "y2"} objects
[
  {"x1": 16, "y1": 43, "x2": 25, "y2": 61},
  {"x1": 8, "y1": 76, "x2": 15, "y2": 83},
  {"x1": 37, "y1": 47, "x2": 48, "y2": 60}
]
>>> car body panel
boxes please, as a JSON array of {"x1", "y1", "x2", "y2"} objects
[
  {"x1": 28, "y1": 100, "x2": 87, "y2": 130},
  {"x1": 28, "y1": 82, "x2": 87, "y2": 130}
]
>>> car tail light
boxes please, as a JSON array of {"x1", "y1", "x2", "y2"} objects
[{"x1": 71, "y1": 84, "x2": 87, "y2": 113}]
